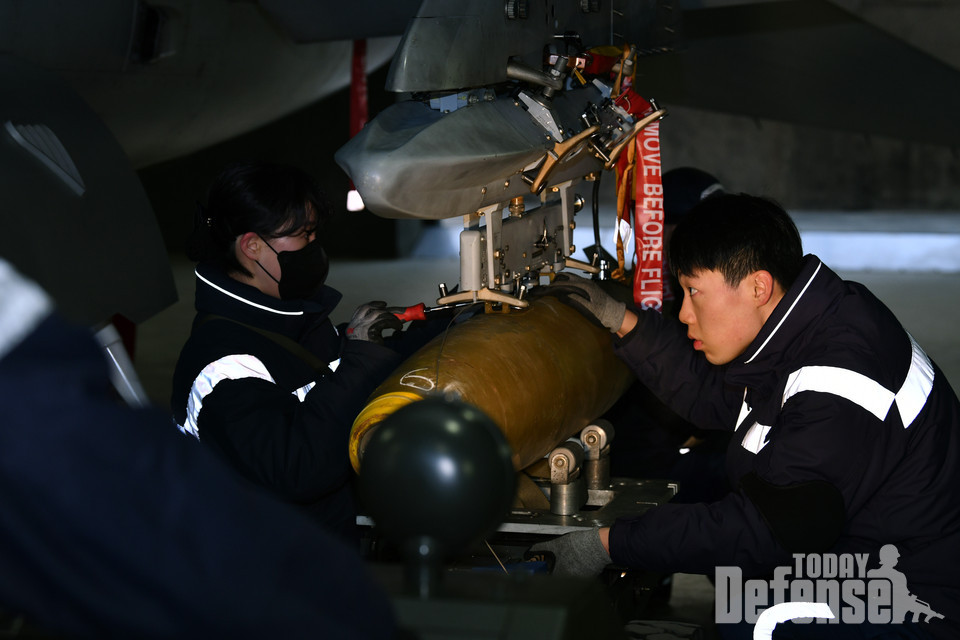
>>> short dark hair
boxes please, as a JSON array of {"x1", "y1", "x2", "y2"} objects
[
  {"x1": 188, "y1": 161, "x2": 330, "y2": 276},
  {"x1": 668, "y1": 193, "x2": 803, "y2": 291}
]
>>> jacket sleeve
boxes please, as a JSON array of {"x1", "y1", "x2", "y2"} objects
[
  {"x1": 609, "y1": 383, "x2": 881, "y2": 577},
  {"x1": 609, "y1": 491, "x2": 790, "y2": 577},
  {"x1": 613, "y1": 308, "x2": 745, "y2": 432},
  {"x1": 198, "y1": 339, "x2": 400, "y2": 503}
]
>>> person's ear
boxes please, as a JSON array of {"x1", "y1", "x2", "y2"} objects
[
  {"x1": 237, "y1": 232, "x2": 261, "y2": 261},
  {"x1": 753, "y1": 270, "x2": 776, "y2": 307}
]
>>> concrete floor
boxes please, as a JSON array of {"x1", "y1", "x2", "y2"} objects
[{"x1": 134, "y1": 217, "x2": 960, "y2": 637}]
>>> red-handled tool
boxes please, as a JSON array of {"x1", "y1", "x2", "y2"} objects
[
  {"x1": 389, "y1": 301, "x2": 480, "y2": 322},
  {"x1": 390, "y1": 302, "x2": 427, "y2": 322}
]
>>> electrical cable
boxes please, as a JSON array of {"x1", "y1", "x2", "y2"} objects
[{"x1": 592, "y1": 172, "x2": 602, "y2": 266}]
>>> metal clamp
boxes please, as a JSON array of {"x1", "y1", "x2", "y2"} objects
[
  {"x1": 602, "y1": 109, "x2": 667, "y2": 170},
  {"x1": 580, "y1": 420, "x2": 614, "y2": 490},
  {"x1": 548, "y1": 440, "x2": 587, "y2": 515}
]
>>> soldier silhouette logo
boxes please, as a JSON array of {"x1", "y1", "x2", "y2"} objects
[{"x1": 867, "y1": 544, "x2": 944, "y2": 624}]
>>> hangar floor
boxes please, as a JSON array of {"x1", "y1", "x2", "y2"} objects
[{"x1": 135, "y1": 212, "x2": 960, "y2": 638}]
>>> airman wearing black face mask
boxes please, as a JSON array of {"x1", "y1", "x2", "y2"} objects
[
  {"x1": 170, "y1": 161, "x2": 403, "y2": 543},
  {"x1": 255, "y1": 235, "x2": 330, "y2": 301}
]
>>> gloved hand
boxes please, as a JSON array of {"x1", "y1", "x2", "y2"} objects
[
  {"x1": 544, "y1": 273, "x2": 626, "y2": 333},
  {"x1": 346, "y1": 301, "x2": 403, "y2": 344},
  {"x1": 527, "y1": 528, "x2": 611, "y2": 578}
]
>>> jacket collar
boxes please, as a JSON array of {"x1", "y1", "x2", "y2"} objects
[
  {"x1": 726, "y1": 254, "x2": 844, "y2": 385},
  {"x1": 193, "y1": 262, "x2": 342, "y2": 336}
]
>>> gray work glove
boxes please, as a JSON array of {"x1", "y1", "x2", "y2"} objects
[
  {"x1": 527, "y1": 528, "x2": 611, "y2": 578},
  {"x1": 346, "y1": 301, "x2": 403, "y2": 344},
  {"x1": 545, "y1": 273, "x2": 626, "y2": 333}
]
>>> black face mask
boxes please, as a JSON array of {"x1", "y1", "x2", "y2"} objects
[{"x1": 257, "y1": 237, "x2": 329, "y2": 300}]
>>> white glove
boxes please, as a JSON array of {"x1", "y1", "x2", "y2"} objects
[{"x1": 346, "y1": 301, "x2": 403, "y2": 344}]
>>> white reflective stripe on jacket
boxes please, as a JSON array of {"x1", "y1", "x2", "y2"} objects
[
  {"x1": 780, "y1": 335, "x2": 933, "y2": 427},
  {"x1": 0, "y1": 259, "x2": 52, "y2": 361},
  {"x1": 740, "y1": 335, "x2": 936, "y2": 454},
  {"x1": 177, "y1": 354, "x2": 315, "y2": 439}
]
